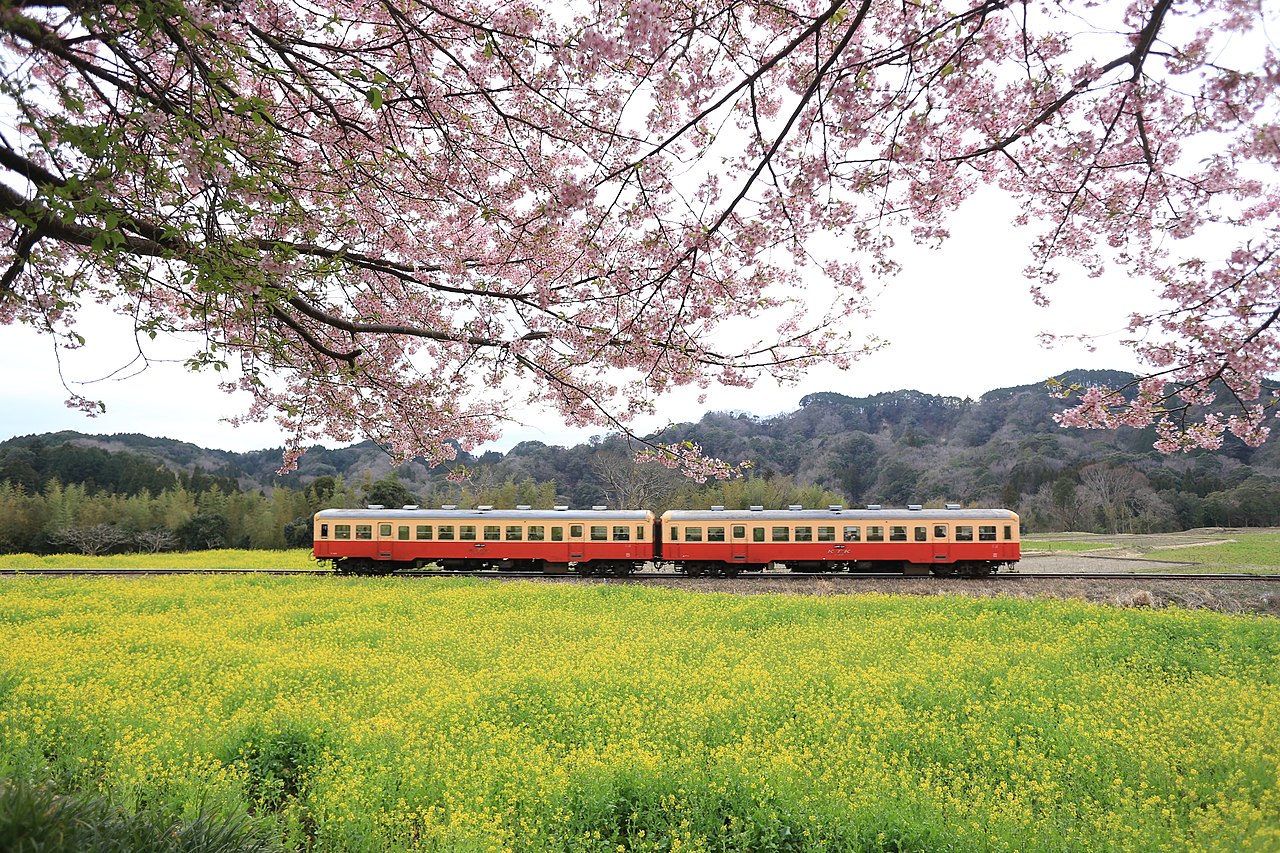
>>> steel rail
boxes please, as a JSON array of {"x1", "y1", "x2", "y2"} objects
[{"x1": 3, "y1": 568, "x2": 1279, "y2": 582}]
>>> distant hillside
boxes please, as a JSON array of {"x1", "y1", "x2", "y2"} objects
[{"x1": 4, "y1": 368, "x2": 1279, "y2": 533}]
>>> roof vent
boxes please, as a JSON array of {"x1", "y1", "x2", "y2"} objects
[
  {"x1": 478, "y1": 505, "x2": 493, "y2": 512},
  {"x1": 516, "y1": 505, "x2": 531, "y2": 510},
  {"x1": 591, "y1": 505, "x2": 607, "y2": 511},
  {"x1": 403, "y1": 505, "x2": 419, "y2": 510},
  {"x1": 828, "y1": 505, "x2": 844, "y2": 513},
  {"x1": 441, "y1": 504, "x2": 457, "y2": 510},
  {"x1": 710, "y1": 505, "x2": 725, "y2": 511},
  {"x1": 366, "y1": 504, "x2": 385, "y2": 510},
  {"x1": 946, "y1": 503, "x2": 961, "y2": 510},
  {"x1": 554, "y1": 505, "x2": 569, "y2": 511},
  {"x1": 788, "y1": 504, "x2": 803, "y2": 511},
  {"x1": 908, "y1": 504, "x2": 923, "y2": 511},
  {"x1": 866, "y1": 504, "x2": 882, "y2": 510},
  {"x1": 749, "y1": 505, "x2": 764, "y2": 512}
]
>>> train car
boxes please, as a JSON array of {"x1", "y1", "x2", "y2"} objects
[
  {"x1": 314, "y1": 505, "x2": 657, "y2": 575},
  {"x1": 660, "y1": 505, "x2": 1019, "y2": 576}
]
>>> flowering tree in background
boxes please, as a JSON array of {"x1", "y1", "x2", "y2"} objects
[{"x1": 0, "y1": 0, "x2": 1275, "y2": 474}]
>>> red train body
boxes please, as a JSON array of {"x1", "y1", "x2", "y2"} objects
[
  {"x1": 661, "y1": 506, "x2": 1019, "y2": 577},
  {"x1": 314, "y1": 504, "x2": 1020, "y2": 577},
  {"x1": 313, "y1": 506, "x2": 655, "y2": 575}
]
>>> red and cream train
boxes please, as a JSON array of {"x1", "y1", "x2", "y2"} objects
[{"x1": 313, "y1": 504, "x2": 1020, "y2": 577}]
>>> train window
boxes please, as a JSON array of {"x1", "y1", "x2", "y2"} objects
[
  {"x1": 685, "y1": 527, "x2": 703, "y2": 542},
  {"x1": 551, "y1": 527, "x2": 564, "y2": 541},
  {"x1": 570, "y1": 525, "x2": 583, "y2": 538},
  {"x1": 795, "y1": 526, "x2": 812, "y2": 542},
  {"x1": 528, "y1": 526, "x2": 545, "y2": 541},
  {"x1": 771, "y1": 527, "x2": 790, "y2": 542},
  {"x1": 707, "y1": 527, "x2": 725, "y2": 542},
  {"x1": 507, "y1": 526, "x2": 524, "y2": 541},
  {"x1": 955, "y1": 526, "x2": 974, "y2": 542},
  {"x1": 379, "y1": 524, "x2": 392, "y2": 537},
  {"x1": 484, "y1": 525, "x2": 501, "y2": 541},
  {"x1": 437, "y1": 525, "x2": 455, "y2": 540},
  {"x1": 416, "y1": 525, "x2": 432, "y2": 540},
  {"x1": 398, "y1": 526, "x2": 410, "y2": 540},
  {"x1": 818, "y1": 526, "x2": 835, "y2": 541},
  {"x1": 669, "y1": 527, "x2": 679, "y2": 541},
  {"x1": 752, "y1": 527, "x2": 765, "y2": 542},
  {"x1": 934, "y1": 525, "x2": 948, "y2": 539},
  {"x1": 320, "y1": 524, "x2": 329, "y2": 538},
  {"x1": 334, "y1": 524, "x2": 351, "y2": 540},
  {"x1": 636, "y1": 526, "x2": 645, "y2": 541},
  {"x1": 1003, "y1": 525, "x2": 1013, "y2": 540},
  {"x1": 733, "y1": 525, "x2": 746, "y2": 540},
  {"x1": 356, "y1": 525, "x2": 373, "y2": 540},
  {"x1": 612, "y1": 526, "x2": 630, "y2": 541},
  {"x1": 979, "y1": 526, "x2": 997, "y2": 541},
  {"x1": 889, "y1": 526, "x2": 907, "y2": 542},
  {"x1": 590, "y1": 526, "x2": 608, "y2": 541},
  {"x1": 866, "y1": 526, "x2": 884, "y2": 542},
  {"x1": 843, "y1": 526, "x2": 861, "y2": 542},
  {"x1": 914, "y1": 526, "x2": 928, "y2": 542},
  {"x1": 460, "y1": 525, "x2": 477, "y2": 541}
]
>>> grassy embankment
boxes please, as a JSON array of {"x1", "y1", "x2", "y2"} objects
[
  {"x1": 1147, "y1": 533, "x2": 1280, "y2": 567},
  {"x1": 0, "y1": 549, "x2": 321, "y2": 571},
  {"x1": 0, "y1": 577, "x2": 1276, "y2": 852},
  {"x1": 1024, "y1": 529, "x2": 1280, "y2": 572}
]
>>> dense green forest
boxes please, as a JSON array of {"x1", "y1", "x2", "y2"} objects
[{"x1": 2, "y1": 369, "x2": 1279, "y2": 554}]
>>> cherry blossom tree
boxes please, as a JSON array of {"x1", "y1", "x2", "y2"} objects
[{"x1": 0, "y1": 0, "x2": 1275, "y2": 475}]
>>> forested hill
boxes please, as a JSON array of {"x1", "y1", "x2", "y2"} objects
[{"x1": 4, "y1": 368, "x2": 1280, "y2": 535}]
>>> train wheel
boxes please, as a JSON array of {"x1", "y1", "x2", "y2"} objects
[
  {"x1": 960, "y1": 562, "x2": 994, "y2": 577},
  {"x1": 336, "y1": 558, "x2": 395, "y2": 576}
]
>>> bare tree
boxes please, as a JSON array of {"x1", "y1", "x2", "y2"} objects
[
  {"x1": 50, "y1": 524, "x2": 132, "y2": 556},
  {"x1": 591, "y1": 450, "x2": 684, "y2": 510},
  {"x1": 133, "y1": 527, "x2": 176, "y2": 554}
]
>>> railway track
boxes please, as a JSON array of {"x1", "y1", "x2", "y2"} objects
[{"x1": 2, "y1": 567, "x2": 1279, "y2": 582}]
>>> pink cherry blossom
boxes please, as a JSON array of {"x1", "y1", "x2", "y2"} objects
[{"x1": 0, "y1": 0, "x2": 1274, "y2": 473}]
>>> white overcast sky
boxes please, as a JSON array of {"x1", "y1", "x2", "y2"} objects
[{"x1": 0, "y1": 188, "x2": 1155, "y2": 454}]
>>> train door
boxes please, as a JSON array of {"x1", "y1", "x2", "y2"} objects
[
  {"x1": 568, "y1": 522, "x2": 586, "y2": 561},
  {"x1": 730, "y1": 524, "x2": 748, "y2": 564},
  {"x1": 931, "y1": 523, "x2": 951, "y2": 564},
  {"x1": 377, "y1": 522, "x2": 393, "y2": 560}
]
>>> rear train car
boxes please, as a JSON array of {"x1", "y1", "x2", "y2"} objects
[
  {"x1": 659, "y1": 505, "x2": 1019, "y2": 576},
  {"x1": 314, "y1": 506, "x2": 657, "y2": 575}
]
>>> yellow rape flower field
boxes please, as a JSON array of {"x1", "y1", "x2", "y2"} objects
[{"x1": 0, "y1": 577, "x2": 1276, "y2": 852}]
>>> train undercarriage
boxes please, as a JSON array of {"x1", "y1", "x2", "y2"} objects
[{"x1": 330, "y1": 557, "x2": 1012, "y2": 577}]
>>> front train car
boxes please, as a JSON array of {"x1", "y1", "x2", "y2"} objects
[
  {"x1": 660, "y1": 505, "x2": 1019, "y2": 576},
  {"x1": 314, "y1": 505, "x2": 656, "y2": 575}
]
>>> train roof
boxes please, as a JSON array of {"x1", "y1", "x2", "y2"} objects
[
  {"x1": 315, "y1": 507, "x2": 653, "y2": 521},
  {"x1": 662, "y1": 508, "x2": 1018, "y2": 522}
]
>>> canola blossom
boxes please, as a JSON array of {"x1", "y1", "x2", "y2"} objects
[
  {"x1": 0, "y1": 548, "x2": 322, "y2": 571},
  {"x1": 0, "y1": 578, "x2": 1276, "y2": 851}
]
